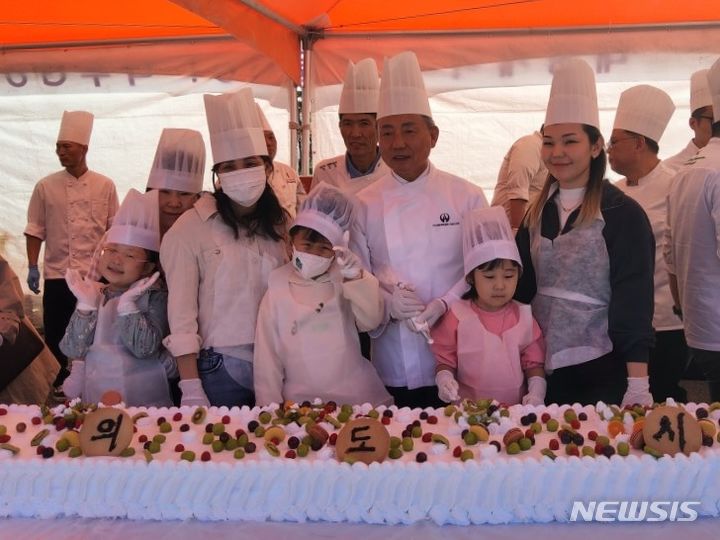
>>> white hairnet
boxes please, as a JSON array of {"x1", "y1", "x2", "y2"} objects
[{"x1": 293, "y1": 184, "x2": 354, "y2": 246}]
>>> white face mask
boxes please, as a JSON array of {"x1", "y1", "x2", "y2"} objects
[
  {"x1": 292, "y1": 248, "x2": 333, "y2": 280},
  {"x1": 218, "y1": 165, "x2": 266, "y2": 207}
]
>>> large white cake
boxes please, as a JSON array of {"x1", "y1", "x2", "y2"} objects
[{"x1": 0, "y1": 399, "x2": 719, "y2": 525}]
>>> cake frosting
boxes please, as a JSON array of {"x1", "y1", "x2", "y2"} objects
[{"x1": 0, "y1": 399, "x2": 719, "y2": 525}]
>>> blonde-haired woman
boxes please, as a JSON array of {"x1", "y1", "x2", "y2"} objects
[{"x1": 515, "y1": 59, "x2": 655, "y2": 407}]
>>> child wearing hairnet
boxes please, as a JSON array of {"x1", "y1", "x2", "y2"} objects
[
  {"x1": 431, "y1": 206, "x2": 546, "y2": 405},
  {"x1": 253, "y1": 184, "x2": 392, "y2": 406}
]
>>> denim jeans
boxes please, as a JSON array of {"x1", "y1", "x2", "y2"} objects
[{"x1": 198, "y1": 348, "x2": 255, "y2": 407}]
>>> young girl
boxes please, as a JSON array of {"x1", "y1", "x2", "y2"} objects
[
  {"x1": 515, "y1": 59, "x2": 655, "y2": 407},
  {"x1": 60, "y1": 189, "x2": 174, "y2": 407},
  {"x1": 161, "y1": 88, "x2": 288, "y2": 407},
  {"x1": 431, "y1": 206, "x2": 546, "y2": 405},
  {"x1": 254, "y1": 184, "x2": 391, "y2": 406}
]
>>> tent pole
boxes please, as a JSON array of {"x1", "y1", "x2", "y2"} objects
[
  {"x1": 300, "y1": 35, "x2": 313, "y2": 176},
  {"x1": 289, "y1": 80, "x2": 299, "y2": 173}
]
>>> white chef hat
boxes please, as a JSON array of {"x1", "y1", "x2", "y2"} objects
[
  {"x1": 339, "y1": 58, "x2": 380, "y2": 115},
  {"x1": 462, "y1": 206, "x2": 521, "y2": 276},
  {"x1": 707, "y1": 58, "x2": 720, "y2": 123},
  {"x1": 690, "y1": 69, "x2": 712, "y2": 114},
  {"x1": 204, "y1": 87, "x2": 267, "y2": 166},
  {"x1": 293, "y1": 184, "x2": 354, "y2": 247},
  {"x1": 613, "y1": 85, "x2": 675, "y2": 143},
  {"x1": 57, "y1": 111, "x2": 94, "y2": 146},
  {"x1": 146, "y1": 128, "x2": 206, "y2": 193},
  {"x1": 107, "y1": 189, "x2": 160, "y2": 252},
  {"x1": 545, "y1": 58, "x2": 599, "y2": 129},
  {"x1": 255, "y1": 103, "x2": 272, "y2": 132},
  {"x1": 377, "y1": 51, "x2": 432, "y2": 119}
]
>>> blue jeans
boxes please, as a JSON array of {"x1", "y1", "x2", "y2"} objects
[{"x1": 198, "y1": 348, "x2": 255, "y2": 407}]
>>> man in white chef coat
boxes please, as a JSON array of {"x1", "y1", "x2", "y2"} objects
[
  {"x1": 310, "y1": 58, "x2": 387, "y2": 196},
  {"x1": 664, "y1": 69, "x2": 715, "y2": 171},
  {"x1": 609, "y1": 84, "x2": 687, "y2": 402},
  {"x1": 351, "y1": 51, "x2": 489, "y2": 408},
  {"x1": 665, "y1": 60, "x2": 720, "y2": 402}
]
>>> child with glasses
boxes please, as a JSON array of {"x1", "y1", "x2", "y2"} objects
[{"x1": 59, "y1": 189, "x2": 174, "y2": 406}]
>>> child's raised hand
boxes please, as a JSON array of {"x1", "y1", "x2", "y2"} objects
[
  {"x1": 117, "y1": 272, "x2": 161, "y2": 316},
  {"x1": 65, "y1": 268, "x2": 102, "y2": 311},
  {"x1": 332, "y1": 231, "x2": 362, "y2": 280}
]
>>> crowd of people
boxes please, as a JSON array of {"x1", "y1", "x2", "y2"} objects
[{"x1": 1, "y1": 51, "x2": 719, "y2": 411}]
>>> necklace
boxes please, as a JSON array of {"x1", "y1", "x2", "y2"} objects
[{"x1": 558, "y1": 195, "x2": 582, "y2": 213}]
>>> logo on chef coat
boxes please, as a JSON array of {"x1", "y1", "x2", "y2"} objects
[{"x1": 433, "y1": 212, "x2": 459, "y2": 227}]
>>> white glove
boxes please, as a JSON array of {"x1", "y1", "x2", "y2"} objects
[
  {"x1": 522, "y1": 376, "x2": 547, "y2": 406},
  {"x1": 390, "y1": 282, "x2": 425, "y2": 321},
  {"x1": 65, "y1": 269, "x2": 102, "y2": 311},
  {"x1": 412, "y1": 298, "x2": 447, "y2": 328},
  {"x1": 621, "y1": 376, "x2": 653, "y2": 407},
  {"x1": 179, "y1": 378, "x2": 210, "y2": 407},
  {"x1": 117, "y1": 272, "x2": 161, "y2": 316},
  {"x1": 435, "y1": 370, "x2": 460, "y2": 403},
  {"x1": 332, "y1": 232, "x2": 363, "y2": 281},
  {"x1": 62, "y1": 360, "x2": 85, "y2": 399}
]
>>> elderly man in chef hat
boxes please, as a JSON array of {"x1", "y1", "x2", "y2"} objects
[
  {"x1": 610, "y1": 85, "x2": 687, "y2": 403},
  {"x1": 311, "y1": 58, "x2": 388, "y2": 196},
  {"x1": 664, "y1": 69, "x2": 715, "y2": 171},
  {"x1": 351, "y1": 51, "x2": 489, "y2": 408},
  {"x1": 25, "y1": 110, "x2": 119, "y2": 399}
]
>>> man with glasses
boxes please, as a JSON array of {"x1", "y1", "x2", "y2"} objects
[
  {"x1": 664, "y1": 69, "x2": 715, "y2": 171},
  {"x1": 609, "y1": 85, "x2": 687, "y2": 402}
]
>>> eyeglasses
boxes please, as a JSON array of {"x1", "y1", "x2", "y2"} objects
[
  {"x1": 101, "y1": 247, "x2": 148, "y2": 264},
  {"x1": 606, "y1": 136, "x2": 637, "y2": 150}
]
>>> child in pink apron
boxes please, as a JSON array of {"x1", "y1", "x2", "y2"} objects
[{"x1": 430, "y1": 206, "x2": 546, "y2": 405}]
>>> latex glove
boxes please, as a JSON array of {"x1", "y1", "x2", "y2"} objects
[
  {"x1": 412, "y1": 298, "x2": 447, "y2": 329},
  {"x1": 435, "y1": 370, "x2": 460, "y2": 403},
  {"x1": 179, "y1": 378, "x2": 210, "y2": 407},
  {"x1": 62, "y1": 360, "x2": 85, "y2": 399},
  {"x1": 390, "y1": 282, "x2": 425, "y2": 321},
  {"x1": 522, "y1": 376, "x2": 547, "y2": 406},
  {"x1": 405, "y1": 317, "x2": 434, "y2": 344},
  {"x1": 27, "y1": 265, "x2": 40, "y2": 294},
  {"x1": 332, "y1": 231, "x2": 363, "y2": 281},
  {"x1": 65, "y1": 268, "x2": 102, "y2": 311},
  {"x1": 621, "y1": 376, "x2": 653, "y2": 407},
  {"x1": 117, "y1": 272, "x2": 161, "y2": 316}
]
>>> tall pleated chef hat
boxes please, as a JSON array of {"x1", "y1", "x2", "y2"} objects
[
  {"x1": 293, "y1": 183, "x2": 354, "y2": 247},
  {"x1": 707, "y1": 58, "x2": 720, "y2": 123},
  {"x1": 462, "y1": 206, "x2": 522, "y2": 276},
  {"x1": 378, "y1": 51, "x2": 432, "y2": 119},
  {"x1": 255, "y1": 103, "x2": 272, "y2": 132},
  {"x1": 204, "y1": 87, "x2": 267, "y2": 166},
  {"x1": 690, "y1": 69, "x2": 712, "y2": 114},
  {"x1": 146, "y1": 128, "x2": 206, "y2": 193},
  {"x1": 57, "y1": 111, "x2": 94, "y2": 146},
  {"x1": 545, "y1": 58, "x2": 599, "y2": 129},
  {"x1": 107, "y1": 189, "x2": 160, "y2": 252},
  {"x1": 613, "y1": 85, "x2": 675, "y2": 143},
  {"x1": 339, "y1": 58, "x2": 380, "y2": 115}
]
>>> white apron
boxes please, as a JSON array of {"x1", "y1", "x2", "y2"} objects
[
  {"x1": 84, "y1": 296, "x2": 172, "y2": 407},
  {"x1": 530, "y1": 206, "x2": 613, "y2": 372},
  {"x1": 453, "y1": 300, "x2": 533, "y2": 404},
  {"x1": 270, "y1": 265, "x2": 391, "y2": 406}
]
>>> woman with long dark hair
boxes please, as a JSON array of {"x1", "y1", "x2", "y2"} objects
[
  {"x1": 515, "y1": 59, "x2": 655, "y2": 406},
  {"x1": 161, "y1": 88, "x2": 288, "y2": 407}
]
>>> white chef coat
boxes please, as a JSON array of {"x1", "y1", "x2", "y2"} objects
[
  {"x1": 25, "y1": 169, "x2": 119, "y2": 279},
  {"x1": 491, "y1": 131, "x2": 547, "y2": 209},
  {"x1": 268, "y1": 161, "x2": 305, "y2": 219},
  {"x1": 616, "y1": 162, "x2": 683, "y2": 331},
  {"x1": 665, "y1": 138, "x2": 720, "y2": 351},
  {"x1": 310, "y1": 154, "x2": 388, "y2": 196},
  {"x1": 351, "y1": 162, "x2": 489, "y2": 388},
  {"x1": 663, "y1": 140, "x2": 700, "y2": 172},
  {"x1": 160, "y1": 192, "x2": 288, "y2": 358}
]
